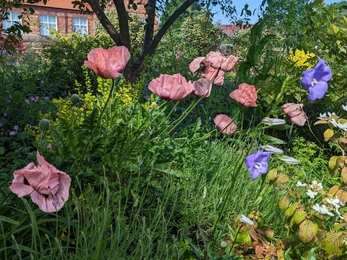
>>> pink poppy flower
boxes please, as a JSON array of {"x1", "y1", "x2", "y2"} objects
[
  {"x1": 192, "y1": 78, "x2": 212, "y2": 97},
  {"x1": 189, "y1": 52, "x2": 238, "y2": 85},
  {"x1": 229, "y1": 83, "x2": 258, "y2": 107},
  {"x1": 9, "y1": 151, "x2": 71, "y2": 213},
  {"x1": 206, "y1": 51, "x2": 238, "y2": 72},
  {"x1": 188, "y1": 57, "x2": 205, "y2": 73},
  {"x1": 213, "y1": 114, "x2": 237, "y2": 134},
  {"x1": 148, "y1": 73, "x2": 194, "y2": 101},
  {"x1": 200, "y1": 59, "x2": 226, "y2": 85},
  {"x1": 282, "y1": 103, "x2": 307, "y2": 126},
  {"x1": 84, "y1": 46, "x2": 131, "y2": 79}
]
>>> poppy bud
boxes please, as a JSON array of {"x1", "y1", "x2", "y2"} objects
[
  {"x1": 39, "y1": 119, "x2": 50, "y2": 131},
  {"x1": 70, "y1": 94, "x2": 80, "y2": 104}
]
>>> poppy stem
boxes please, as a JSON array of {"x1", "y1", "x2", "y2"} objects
[
  {"x1": 80, "y1": 77, "x2": 117, "y2": 164},
  {"x1": 166, "y1": 96, "x2": 205, "y2": 135}
]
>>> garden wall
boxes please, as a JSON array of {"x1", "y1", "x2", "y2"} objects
[{"x1": 22, "y1": 34, "x2": 56, "y2": 52}]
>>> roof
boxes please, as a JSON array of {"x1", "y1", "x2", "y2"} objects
[
  {"x1": 24, "y1": 0, "x2": 84, "y2": 11},
  {"x1": 219, "y1": 24, "x2": 251, "y2": 37}
]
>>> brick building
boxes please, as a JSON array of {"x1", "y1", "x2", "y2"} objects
[
  {"x1": 2, "y1": 0, "x2": 148, "y2": 37},
  {"x1": 219, "y1": 24, "x2": 251, "y2": 37}
]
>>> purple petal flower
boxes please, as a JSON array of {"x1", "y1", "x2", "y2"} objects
[
  {"x1": 13, "y1": 125, "x2": 19, "y2": 131},
  {"x1": 245, "y1": 149, "x2": 271, "y2": 180},
  {"x1": 25, "y1": 99, "x2": 30, "y2": 103},
  {"x1": 10, "y1": 131, "x2": 15, "y2": 136},
  {"x1": 301, "y1": 59, "x2": 332, "y2": 101}
]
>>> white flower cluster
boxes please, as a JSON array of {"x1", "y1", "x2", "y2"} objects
[
  {"x1": 296, "y1": 180, "x2": 323, "y2": 199},
  {"x1": 296, "y1": 180, "x2": 345, "y2": 219},
  {"x1": 312, "y1": 204, "x2": 334, "y2": 216},
  {"x1": 317, "y1": 112, "x2": 337, "y2": 121},
  {"x1": 317, "y1": 104, "x2": 347, "y2": 131},
  {"x1": 313, "y1": 197, "x2": 345, "y2": 219}
]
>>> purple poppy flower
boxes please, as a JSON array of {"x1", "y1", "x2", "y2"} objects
[
  {"x1": 301, "y1": 59, "x2": 332, "y2": 101},
  {"x1": 245, "y1": 149, "x2": 271, "y2": 180}
]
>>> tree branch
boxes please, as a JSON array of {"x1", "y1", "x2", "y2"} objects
[
  {"x1": 113, "y1": 0, "x2": 131, "y2": 49},
  {"x1": 86, "y1": 0, "x2": 122, "y2": 45},
  {"x1": 142, "y1": 0, "x2": 156, "y2": 51},
  {"x1": 141, "y1": 0, "x2": 197, "y2": 58}
]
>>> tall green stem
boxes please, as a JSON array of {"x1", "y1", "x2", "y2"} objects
[{"x1": 80, "y1": 78, "x2": 117, "y2": 164}]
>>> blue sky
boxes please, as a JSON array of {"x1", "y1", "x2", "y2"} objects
[{"x1": 212, "y1": 0, "x2": 341, "y2": 24}]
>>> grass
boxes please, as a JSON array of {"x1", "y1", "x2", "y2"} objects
[{"x1": 1, "y1": 135, "x2": 288, "y2": 259}]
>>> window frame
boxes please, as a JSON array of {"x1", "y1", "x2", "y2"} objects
[
  {"x1": 2, "y1": 12, "x2": 22, "y2": 30},
  {"x1": 72, "y1": 17, "x2": 88, "y2": 36},
  {"x1": 39, "y1": 14, "x2": 57, "y2": 36}
]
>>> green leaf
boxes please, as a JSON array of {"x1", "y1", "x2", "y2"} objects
[
  {"x1": 284, "y1": 247, "x2": 293, "y2": 260},
  {"x1": 323, "y1": 232, "x2": 344, "y2": 255},
  {"x1": 291, "y1": 211, "x2": 307, "y2": 226},
  {"x1": 285, "y1": 202, "x2": 299, "y2": 218},
  {"x1": 298, "y1": 219, "x2": 318, "y2": 243},
  {"x1": 0, "y1": 147, "x2": 4, "y2": 155}
]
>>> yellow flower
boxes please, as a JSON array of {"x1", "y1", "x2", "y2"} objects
[{"x1": 288, "y1": 49, "x2": 315, "y2": 68}]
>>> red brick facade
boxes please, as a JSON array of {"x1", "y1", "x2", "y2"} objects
[
  {"x1": 22, "y1": 5, "x2": 96, "y2": 35},
  {"x1": 4, "y1": 0, "x2": 149, "y2": 36}
]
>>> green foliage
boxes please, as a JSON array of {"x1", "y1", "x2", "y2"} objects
[
  {"x1": 0, "y1": 52, "x2": 55, "y2": 177},
  {"x1": 153, "y1": 10, "x2": 225, "y2": 77},
  {"x1": 289, "y1": 137, "x2": 329, "y2": 181},
  {"x1": 4, "y1": 1, "x2": 347, "y2": 259},
  {"x1": 42, "y1": 32, "x2": 113, "y2": 97},
  {"x1": 94, "y1": 9, "x2": 145, "y2": 57}
]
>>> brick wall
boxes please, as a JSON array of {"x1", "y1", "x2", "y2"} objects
[
  {"x1": 3, "y1": 1, "x2": 155, "y2": 51},
  {"x1": 11, "y1": 5, "x2": 96, "y2": 35},
  {"x1": 7, "y1": 1, "x2": 150, "y2": 37}
]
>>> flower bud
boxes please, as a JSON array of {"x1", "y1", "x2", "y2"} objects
[
  {"x1": 278, "y1": 196, "x2": 290, "y2": 210},
  {"x1": 263, "y1": 117, "x2": 286, "y2": 126},
  {"x1": 263, "y1": 144, "x2": 284, "y2": 154},
  {"x1": 70, "y1": 94, "x2": 80, "y2": 104},
  {"x1": 220, "y1": 241, "x2": 228, "y2": 248},
  {"x1": 265, "y1": 229, "x2": 274, "y2": 239},
  {"x1": 280, "y1": 155, "x2": 300, "y2": 165},
  {"x1": 240, "y1": 214, "x2": 254, "y2": 225},
  {"x1": 39, "y1": 119, "x2": 50, "y2": 131}
]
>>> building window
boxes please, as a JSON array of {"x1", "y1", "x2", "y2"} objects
[
  {"x1": 3, "y1": 12, "x2": 21, "y2": 30},
  {"x1": 72, "y1": 18, "x2": 88, "y2": 36},
  {"x1": 40, "y1": 15, "x2": 57, "y2": 36}
]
